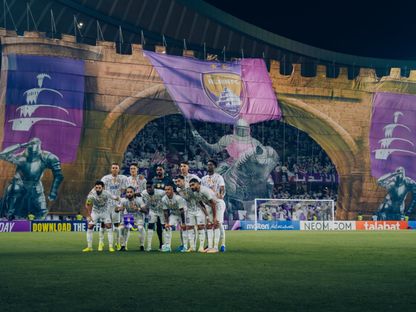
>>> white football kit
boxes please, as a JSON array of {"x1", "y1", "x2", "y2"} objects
[
  {"x1": 120, "y1": 197, "x2": 146, "y2": 225},
  {"x1": 192, "y1": 185, "x2": 222, "y2": 222},
  {"x1": 126, "y1": 175, "x2": 147, "y2": 194},
  {"x1": 201, "y1": 173, "x2": 226, "y2": 223},
  {"x1": 162, "y1": 194, "x2": 187, "y2": 226},
  {"x1": 87, "y1": 190, "x2": 117, "y2": 225},
  {"x1": 101, "y1": 174, "x2": 128, "y2": 223},
  {"x1": 141, "y1": 189, "x2": 166, "y2": 224},
  {"x1": 177, "y1": 186, "x2": 205, "y2": 226}
]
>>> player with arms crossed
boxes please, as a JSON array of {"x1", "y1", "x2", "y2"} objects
[
  {"x1": 101, "y1": 162, "x2": 128, "y2": 251},
  {"x1": 161, "y1": 185, "x2": 187, "y2": 252},
  {"x1": 83, "y1": 180, "x2": 119, "y2": 252},
  {"x1": 127, "y1": 163, "x2": 147, "y2": 195},
  {"x1": 118, "y1": 186, "x2": 148, "y2": 251},
  {"x1": 201, "y1": 160, "x2": 227, "y2": 252},
  {"x1": 141, "y1": 182, "x2": 165, "y2": 251},
  {"x1": 189, "y1": 178, "x2": 220, "y2": 253},
  {"x1": 175, "y1": 175, "x2": 207, "y2": 252}
]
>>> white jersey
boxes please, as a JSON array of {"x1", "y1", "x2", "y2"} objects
[
  {"x1": 176, "y1": 186, "x2": 200, "y2": 213},
  {"x1": 162, "y1": 194, "x2": 186, "y2": 216},
  {"x1": 183, "y1": 173, "x2": 200, "y2": 187},
  {"x1": 141, "y1": 189, "x2": 165, "y2": 214},
  {"x1": 201, "y1": 173, "x2": 225, "y2": 197},
  {"x1": 87, "y1": 190, "x2": 117, "y2": 213},
  {"x1": 120, "y1": 197, "x2": 145, "y2": 214},
  {"x1": 126, "y1": 175, "x2": 147, "y2": 194},
  {"x1": 101, "y1": 174, "x2": 128, "y2": 196},
  {"x1": 192, "y1": 185, "x2": 219, "y2": 206}
]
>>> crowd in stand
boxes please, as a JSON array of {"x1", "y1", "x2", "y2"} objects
[{"x1": 123, "y1": 115, "x2": 338, "y2": 202}]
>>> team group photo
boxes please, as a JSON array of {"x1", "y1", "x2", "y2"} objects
[
  {"x1": 83, "y1": 160, "x2": 227, "y2": 254},
  {"x1": 2, "y1": 0, "x2": 416, "y2": 311}
]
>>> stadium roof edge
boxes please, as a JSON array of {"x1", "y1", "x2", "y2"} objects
[{"x1": 177, "y1": 0, "x2": 416, "y2": 68}]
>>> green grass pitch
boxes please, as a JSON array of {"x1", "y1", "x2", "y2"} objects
[{"x1": 1, "y1": 231, "x2": 416, "y2": 312}]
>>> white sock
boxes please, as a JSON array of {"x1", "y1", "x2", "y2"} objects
[
  {"x1": 180, "y1": 230, "x2": 184, "y2": 245},
  {"x1": 164, "y1": 228, "x2": 172, "y2": 248},
  {"x1": 220, "y1": 223, "x2": 226, "y2": 246},
  {"x1": 138, "y1": 225, "x2": 145, "y2": 247},
  {"x1": 107, "y1": 228, "x2": 114, "y2": 247},
  {"x1": 87, "y1": 229, "x2": 93, "y2": 248},
  {"x1": 198, "y1": 229, "x2": 205, "y2": 249},
  {"x1": 99, "y1": 227, "x2": 104, "y2": 244},
  {"x1": 182, "y1": 230, "x2": 188, "y2": 249},
  {"x1": 147, "y1": 229, "x2": 154, "y2": 250},
  {"x1": 113, "y1": 226, "x2": 118, "y2": 245},
  {"x1": 214, "y1": 228, "x2": 221, "y2": 249},
  {"x1": 187, "y1": 229, "x2": 195, "y2": 250},
  {"x1": 118, "y1": 227, "x2": 123, "y2": 246},
  {"x1": 123, "y1": 228, "x2": 130, "y2": 247},
  {"x1": 207, "y1": 229, "x2": 214, "y2": 249}
]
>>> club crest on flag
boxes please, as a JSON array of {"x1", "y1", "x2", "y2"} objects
[{"x1": 201, "y1": 72, "x2": 244, "y2": 116}]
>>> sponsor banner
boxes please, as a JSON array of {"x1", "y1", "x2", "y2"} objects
[
  {"x1": 0, "y1": 220, "x2": 31, "y2": 232},
  {"x1": 31, "y1": 221, "x2": 87, "y2": 232},
  {"x1": 300, "y1": 221, "x2": 356, "y2": 231},
  {"x1": 240, "y1": 221, "x2": 300, "y2": 230},
  {"x1": 356, "y1": 221, "x2": 408, "y2": 230},
  {"x1": 408, "y1": 221, "x2": 416, "y2": 229},
  {"x1": 145, "y1": 51, "x2": 280, "y2": 124}
]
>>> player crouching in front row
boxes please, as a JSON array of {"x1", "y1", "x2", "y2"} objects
[
  {"x1": 161, "y1": 185, "x2": 187, "y2": 252},
  {"x1": 189, "y1": 178, "x2": 220, "y2": 253},
  {"x1": 83, "y1": 181, "x2": 119, "y2": 252},
  {"x1": 117, "y1": 186, "x2": 148, "y2": 251}
]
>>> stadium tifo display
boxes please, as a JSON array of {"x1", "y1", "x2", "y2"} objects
[{"x1": 1, "y1": 31, "x2": 416, "y2": 223}]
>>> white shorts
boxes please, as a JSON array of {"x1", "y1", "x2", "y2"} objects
[
  {"x1": 111, "y1": 211, "x2": 121, "y2": 224},
  {"x1": 186, "y1": 210, "x2": 206, "y2": 226},
  {"x1": 206, "y1": 200, "x2": 225, "y2": 223},
  {"x1": 216, "y1": 200, "x2": 226, "y2": 223},
  {"x1": 148, "y1": 211, "x2": 166, "y2": 224},
  {"x1": 168, "y1": 214, "x2": 184, "y2": 226},
  {"x1": 90, "y1": 210, "x2": 112, "y2": 225},
  {"x1": 133, "y1": 213, "x2": 145, "y2": 225}
]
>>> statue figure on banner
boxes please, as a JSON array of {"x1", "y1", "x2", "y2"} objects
[
  {"x1": 0, "y1": 138, "x2": 63, "y2": 220},
  {"x1": 377, "y1": 167, "x2": 416, "y2": 220},
  {"x1": 191, "y1": 118, "x2": 279, "y2": 218}
]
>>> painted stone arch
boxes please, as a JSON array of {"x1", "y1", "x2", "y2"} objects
[
  {"x1": 278, "y1": 96, "x2": 361, "y2": 219},
  {"x1": 104, "y1": 86, "x2": 351, "y2": 218}
]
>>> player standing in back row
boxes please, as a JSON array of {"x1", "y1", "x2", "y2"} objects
[
  {"x1": 127, "y1": 163, "x2": 147, "y2": 195},
  {"x1": 201, "y1": 159, "x2": 227, "y2": 252},
  {"x1": 101, "y1": 163, "x2": 128, "y2": 251}
]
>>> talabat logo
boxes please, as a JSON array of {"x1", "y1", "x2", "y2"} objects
[{"x1": 356, "y1": 221, "x2": 408, "y2": 230}]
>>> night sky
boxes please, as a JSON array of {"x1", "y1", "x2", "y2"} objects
[{"x1": 204, "y1": 0, "x2": 416, "y2": 60}]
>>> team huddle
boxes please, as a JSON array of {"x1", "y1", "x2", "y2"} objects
[{"x1": 82, "y1": 160, "x2": 226, "y2": 253}]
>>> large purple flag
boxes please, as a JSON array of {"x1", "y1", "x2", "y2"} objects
[
  {"x1": 370, "y1": 92, "x2": 416, "y2": 180},
  {"x1": 145, "y1": 51, "x2": 281, "y2": 124},
  {"x1": 2, "y1": 55, "x2": 84, "y2": 163}
]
